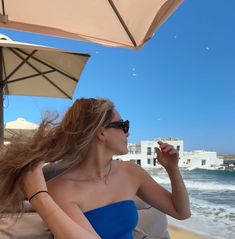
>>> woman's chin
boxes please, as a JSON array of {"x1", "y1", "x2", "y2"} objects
[{"x1": 118, "y1": 148, "x2": 128, "y2": 155}]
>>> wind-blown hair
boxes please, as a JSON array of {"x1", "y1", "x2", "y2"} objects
[{"x1": 0, "y1": 98, "x2": 114, "y2": 217}]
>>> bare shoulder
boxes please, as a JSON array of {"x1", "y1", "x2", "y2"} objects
[
  {"x1": 117, "y1": 160, "x2": 147, "y2": 175},
  {"x1": 115, "y1": 160, "x2": 148, "y2": 185},
  {"x1": 116, "y1": 160, "x2": 137, "y2": 168},
  {"x1": 47, "y1": 173, "x2": 82, "y2": 204},
  {"x1": 47, "y1": 174, "x2": 66, "y2": 191}
]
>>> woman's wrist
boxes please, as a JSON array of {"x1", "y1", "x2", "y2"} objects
[
  {"x1": 29, "y1": 190, "x2": 51, "y2": 208},
  {"x1": 29, "y1": 190, "x2": 49, "y2": 202},
  {"x1": 165, "y1": 165, "x2": 180, "y2": 175}
]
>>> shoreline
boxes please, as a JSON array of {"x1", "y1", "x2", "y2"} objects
[{"x1": 168, "y1": 224, "x2": 212, "y2": 239}]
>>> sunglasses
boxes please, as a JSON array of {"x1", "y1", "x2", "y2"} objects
[{"x1": 106, "y1": 120, "x2": 129, "y2": 134}]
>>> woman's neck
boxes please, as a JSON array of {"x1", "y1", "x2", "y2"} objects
[
  {"x1": 64, "y1": 139, "x2": 114, "y2": 183},
  {"x1": 78, "y1": 156, "x2": 113, "y2": 179}
]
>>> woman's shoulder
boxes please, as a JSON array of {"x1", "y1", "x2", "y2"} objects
[
  {"x1": 116, "y1": 160, "x2": 143, "y2": 170},
  {"x1": 47, "y1": 173, "x2": 68, "y2": 195},
  {"x1": 115, "y1": 160, "x2": 145, "y2": 177},
  {"x1": 47, "y1": 170, "x2": 81, "y2": 196}
]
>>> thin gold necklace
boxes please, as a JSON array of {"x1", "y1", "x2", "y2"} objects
[
  {"x1": 103, "y1": 162, "x2": 112, "y2": 184},
  {"x1": 67, "y1": 162, "x2": 112, "y2": 184}
]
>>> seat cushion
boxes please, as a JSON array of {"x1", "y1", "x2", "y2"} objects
[{"x1": 0, "y1": 213, "x2": 52, "y2": 239}]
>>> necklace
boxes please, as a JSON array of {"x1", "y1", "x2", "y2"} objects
[
  {"x1": 102, "y1": 162, "x2": 112, "y2": 184},
  {"x1": 66, "y1": 162, "x2": 112, "y2": 184}
]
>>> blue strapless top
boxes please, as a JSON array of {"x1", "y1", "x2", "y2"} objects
[{"x1": 84, "y1": 200, "x2": 138, "y2": 239}]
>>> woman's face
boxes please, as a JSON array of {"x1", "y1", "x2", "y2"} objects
[{"x1": 103, "y1": 110, "x2": 129, "y2": 155}]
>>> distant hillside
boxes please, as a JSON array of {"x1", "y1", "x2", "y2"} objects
[{"x1": 219, "y1": 154, "x2": 235, "y2": 160}]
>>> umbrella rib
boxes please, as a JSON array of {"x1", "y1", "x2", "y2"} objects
[
  {"x1": 7, "y1": 70, "x2": 55, "y2": 84},
  {"x1": 9, "y1": 48, "x2": 73, "y2": 99},
  {"x1": 4, "y1": 128, "x2": 21, "y2": 137},
  {"x1": 108, "y1": 0, "x2": 137, "y2": 47},
  {"x1": 16, "y1": 48, "x2": 78, "y2": 83},
  {"x1": 3, "y1": 49, "x2": 37, "y2": 83}
]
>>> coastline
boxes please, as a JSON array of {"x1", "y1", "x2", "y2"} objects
[{"x1": 168, "y1": 224, "x2": 212, "y2": 239}]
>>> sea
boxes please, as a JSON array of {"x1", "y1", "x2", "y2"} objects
[{"x1": 149, "y1": 168, "x2": 235, "y2": 239}]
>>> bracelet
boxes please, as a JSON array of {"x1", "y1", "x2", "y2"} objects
[{"x1": 28, "y1": 190, "x2": 49, "y2": 202}]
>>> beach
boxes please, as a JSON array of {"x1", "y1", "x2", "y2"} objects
[{"x1": 168, "y1": 225, "x2": 210, "y2": 239}]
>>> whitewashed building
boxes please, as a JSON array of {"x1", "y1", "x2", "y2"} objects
[
  {"x1": 115, "y1": 138, "x2": 224, "y2": 169},
  {"x1": 183, "y1": 150, "x2": 223, "y2": 169},
  {"x1": 114, "y1": 138, "x2": 184, "y2": 167}
]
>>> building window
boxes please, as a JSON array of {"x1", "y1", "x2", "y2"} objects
[
  {"x1": 147, "y1": 158, "x2": 151, "y2": 164},
  {"x1": 129, "y1": 145, "x2": 134, "y2": 154},
  {"x1": 177, "y1": 145, "x2": 180, "y2": 151},
  {"x1": 147, "y1": 147, "x2": 151, "y2": 155},
  {"x1": 135, "y1": 144, "x2": 141, "y2": 154}
]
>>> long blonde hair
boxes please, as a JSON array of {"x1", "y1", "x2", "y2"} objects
[{"x1": 0, "y1": 98, "x2": 114, "y2": 216}]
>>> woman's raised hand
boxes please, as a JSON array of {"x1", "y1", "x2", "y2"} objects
[
  {"x1": 21, "y1": 162, "x2": 48, "y2": 201},
  {"x1": 155, "y1": 141, "x2": 179, "y2": 171}
]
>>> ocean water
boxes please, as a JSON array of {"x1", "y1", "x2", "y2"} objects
[{"x1": 149, "y1": 168, "x2": 235, "y2": 239}]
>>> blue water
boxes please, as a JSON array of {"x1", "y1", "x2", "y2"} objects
[{"x1": 150, "y1": 168, "x2": 235, "y2": 239}]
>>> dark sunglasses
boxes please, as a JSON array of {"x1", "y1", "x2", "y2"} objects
[{"x1": 106, "y1": 120, "x2": 129, "y2": 134}]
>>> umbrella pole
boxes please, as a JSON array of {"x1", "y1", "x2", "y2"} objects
[{"x1": 0, "y1": 46, "x2": 4, "y2": 145}]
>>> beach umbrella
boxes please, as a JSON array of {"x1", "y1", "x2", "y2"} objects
[
  {"x1": 0, "y1": 34, "x2": 90, "y2": 144},
  {"x1": 4, "y1": 118, "x2": 38, "y2": 143},
  {"x1": 0, "y1": 0, "x2": 183, "y2": 49}
]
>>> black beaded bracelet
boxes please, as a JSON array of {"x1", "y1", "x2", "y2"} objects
[{"x1": 28, "y1": 190, "x2": 49, "y2": 202}]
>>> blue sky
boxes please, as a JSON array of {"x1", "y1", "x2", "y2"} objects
[{"x1": 1, "y1": 1, "x2": 235, "y2": 154}]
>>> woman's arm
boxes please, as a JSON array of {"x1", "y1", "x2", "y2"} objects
[
  {"x1": 22, "y1": 163, "x2": 100, "y2": 239},
  {"x1": 131, "y1": 141, "x2": 191, "y2": 220},
  {"x1": 163, "y1": 166, "x2": 191, "y2": 219}
]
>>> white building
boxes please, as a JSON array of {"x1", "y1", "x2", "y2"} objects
[
  {"x1": 115, "y1": 138, "x2": 224, "y2": 169},
  {"x1": 114, "y1": 138, "x2": 184, "y2": 167},
  {"x1": 183, "y1": 150, "x2": 223, "y2": 169}
]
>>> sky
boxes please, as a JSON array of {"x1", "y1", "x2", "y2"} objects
[{"x1": 1, "y1": 0, "x2": 235, "y2": 154}]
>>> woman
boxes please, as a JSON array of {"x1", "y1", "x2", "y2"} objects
[{"x1": 0, "y1": 98, "x2": 190, "y2": 239}]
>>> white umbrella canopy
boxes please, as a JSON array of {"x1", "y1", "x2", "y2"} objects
[
  {"x1": 4, "y1": 118, "x2": 38, "y2": 141},
  {"x1": 0, "y1": 34, "x2": 90, "y2": 144},
  {"x1": 5, "y1": 117, "x2": 38, "y2": 130},
  {"x1": 0, "y1": 0, "x2": 183, "y2": 49},
  {"x1": 0, "y1": 34, "x2": 90, "y2": 98}
]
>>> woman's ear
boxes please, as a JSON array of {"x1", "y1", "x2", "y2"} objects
[{"x1": 96, "y1": 127, "x2": 106, "y2": 142}]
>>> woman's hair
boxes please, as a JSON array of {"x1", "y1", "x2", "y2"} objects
[{"x1": 0, "y1": 98, "x2": 114, "y2": 216}]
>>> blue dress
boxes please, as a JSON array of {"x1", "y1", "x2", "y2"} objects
[{"x1": 84, "y1": 200, "x2": 138, "y2": 239}]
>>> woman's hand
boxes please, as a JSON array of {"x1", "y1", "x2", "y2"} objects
[
  {"x1": 21, "y1": 162, "x2": 48, "y2": 200},
  {"x1": 156, "y1": 141, "x2": 179, "y2": 170}
]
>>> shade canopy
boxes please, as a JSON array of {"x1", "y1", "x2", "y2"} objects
[
  {"x1": 0, "y1": 35, "x2": 90, "y2": 98},
  {"x1": 0, "y1": 34, "x2": 90, "y2": 144},
  {"x1": 0, "y1": 0, "x2": 183, "y2": 49},
  {"x1": 5, "y1": 117, "x2": 38, "y2": 130},
  {"x1": 4, "y1": 117, "x2": 38, "y2": 141}
]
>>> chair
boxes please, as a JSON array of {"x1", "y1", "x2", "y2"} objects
[
  {"x1": 133, "y1": 197, "x2": 170, "y2": 239},
  {"x1": 0, "y1": 211, "x2": 52, "y2": 239}
]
